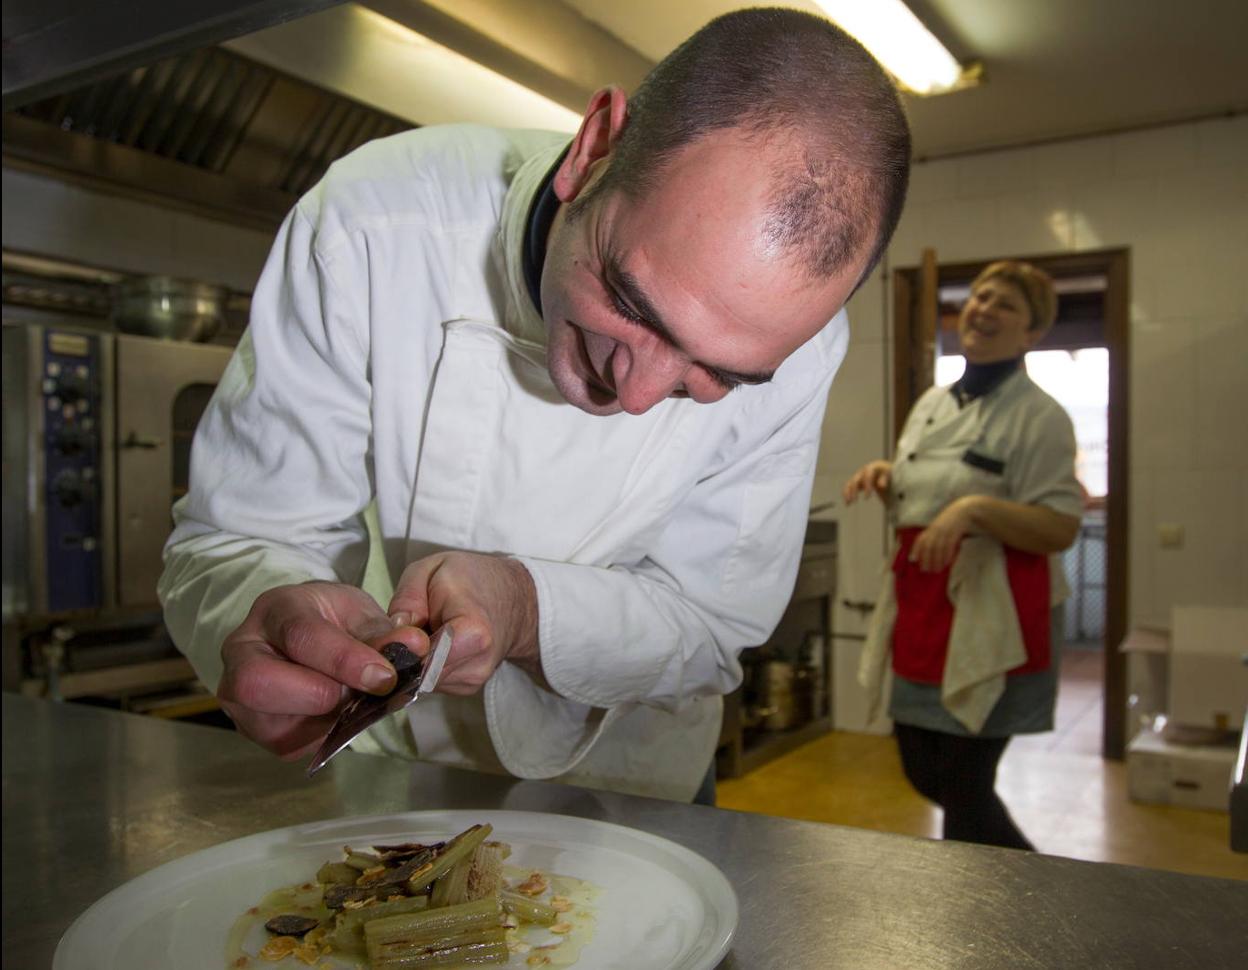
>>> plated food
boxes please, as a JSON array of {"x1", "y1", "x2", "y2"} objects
[
  {"x1": 54, "y1": 810, "x2": 735, "y2": 970},
  {"x1": 228, "y1": 822, "x2": 599, "y2": 969}
]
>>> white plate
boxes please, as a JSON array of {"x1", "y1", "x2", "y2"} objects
[{"x1": 54, "y1": 809, "x2": 738, "y2": 970}]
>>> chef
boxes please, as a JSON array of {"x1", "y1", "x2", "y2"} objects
[
  {"x1": 159, "y1": 8, "x2": 912, "y2": 802},
  {"x1": 845, "y1": 259, "x2": 1082, "y2": 847}
]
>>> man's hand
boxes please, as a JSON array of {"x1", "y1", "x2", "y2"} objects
[
  {"x1": 910, "y1": 497, "x2": 974, "y2": 572},
  {"x1": 842, "y1": 460, "x2": 893, "y2": 505},
  {"x1": 217, "y1": 581, "x2": 429, "y2": 760},
  {"x1": 388, "y1": 552, "x2": 541, "y2": 695}
]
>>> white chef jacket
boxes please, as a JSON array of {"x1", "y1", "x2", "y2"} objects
[
  {"x1": 858, "y1": 368, "x2": 1082, "y2": 732},
  {"x1": 158, "y1": 124, "x2": 849, "y2": 801}
]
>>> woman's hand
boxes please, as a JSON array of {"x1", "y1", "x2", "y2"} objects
[
  {"x1": 842, "y1": 460, "x2": 894, "y2": 505},
  {"x1": 910, "y1": 497, "x2": 976, "y2": 572}
]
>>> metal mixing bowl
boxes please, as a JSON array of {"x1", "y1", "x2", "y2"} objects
[{"x1": 113, "y1": 276, "x2": 227, "y2": 342}]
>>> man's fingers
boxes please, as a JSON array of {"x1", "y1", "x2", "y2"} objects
[
  {"x1": 388, "y1": 556, "x2": 442, "y2": 628},
  {"x1": 220, "y1": 640, "x2": 350, "y2": 715},
  {"x1": 256, "y1": 609, "x2": 397, "y2": 695}
]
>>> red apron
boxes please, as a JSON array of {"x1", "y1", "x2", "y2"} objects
[{"x1": 891, "y1": 527, "x2": 1051, "y2": 684}]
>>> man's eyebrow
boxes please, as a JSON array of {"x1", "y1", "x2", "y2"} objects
[{"x1": 606, "y1": 259, "x2": 775, "y2": 387}]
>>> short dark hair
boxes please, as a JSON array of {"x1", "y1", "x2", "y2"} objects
[{"x1": 572, "y1": 7, "x2": 911, "y2": 283}]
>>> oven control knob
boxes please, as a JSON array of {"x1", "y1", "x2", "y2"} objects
[
  {"x1": 53, "y1": 425, "x2": 93, "y2": 456},
  {"x1": 53, "y1": 372, "x2": 91, "y2": 402},
  {"x1": 51, "y1": 470, "x2": 92, "y2": 508}
]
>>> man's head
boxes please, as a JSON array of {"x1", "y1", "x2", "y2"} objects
[{"x1": 539, "y1": 7, "x2": 911, "y2": 415}]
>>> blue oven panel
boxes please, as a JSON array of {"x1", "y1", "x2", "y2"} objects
[{"x1": 41, "y1": 330, "x2": 103, "y2": 611}]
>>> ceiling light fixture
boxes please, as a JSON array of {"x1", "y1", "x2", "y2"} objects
[{"x1": 812, "y1": 0, "x2": 978, "y2": 95}]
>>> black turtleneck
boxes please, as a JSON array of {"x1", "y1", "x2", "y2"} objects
[
  {"x1": 520, "y1": 150, "x2": 569, "y2": 319},
  {"x1": 951, "y1": 356, "x2": 1021, "y2": 407}
]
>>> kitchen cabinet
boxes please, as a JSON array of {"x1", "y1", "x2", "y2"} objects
[{"x1": 717, "y1": 519, "x2": 836, "y2": 778}]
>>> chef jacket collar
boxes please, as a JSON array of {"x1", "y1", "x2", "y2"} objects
[
  {"x1": 521, "y1": 148, "x2": 569, "y2": 320},
  {"x1": 952, "y1": 356, "x2": 1022, "y2": 407}
]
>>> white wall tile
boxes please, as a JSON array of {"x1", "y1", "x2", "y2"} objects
[
  {"x1": 1030, "y1": 137, "x2": 1114, "y2": 187},
  {"x1": 1129, "y1": 319, "x2": 1198, "y2": 471},
  {"x1": 842, "y1": 264, "x2": 887, "y2": 344},
  {"x1": 1193, "y1": 317, "x2": 1248, "y2": 470},
  {"x1": 1129, "y1": 472, "x2": 1160, "y2": 627},
  {"x1": 955, "y1": 148, "x2": 1036, "y2": 199},
  {"x1": 1149, "y1": 250, "x2": 1248, "y2": 321},
  {"x1": 921, "y1": 196, "x2": 999, "y2": 262},
  {"x1": 1112, "y1": 124, "x2": 1198, "y2": 178},
  {"x1": 1069, "y1": 176, "x2": 1163, "y2": 250},
  {"x1": 996, "y1": 186, "x2": 1076, "y2": 254},
  {"x1": 906, "y1": 158, "x2": 958, "y2": 204},
  {"x1": 1150, "y1": 469, "x2": 1248, "y2": 612},
  {"x1": 817, "y1": 337, "x2": 890, "y2": 481},
  {"x1": 885, "y1": 206, "x2": 927, "y2": 269},
  {"x1": 1193, "y1": 114, "x2": 1248, "y2": 169}
]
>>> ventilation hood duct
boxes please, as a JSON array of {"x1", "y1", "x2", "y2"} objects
[
  {"x1": 4, "y1": 44, "x2": 410, "y2": 231},
  {"x1": 3, "y1": 0, "x2": 652, "y2": 233}
]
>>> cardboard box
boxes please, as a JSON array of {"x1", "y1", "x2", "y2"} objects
[
  {"x1": 1120, "y1": 626, "x2": 1170, "y2": 729},
  {"x1": 1127, "y1": 726, "x2": 1236, "y2": 812},
  {"x1": 1169, "y1": 606, "x2": 1248, "y2": 732}
]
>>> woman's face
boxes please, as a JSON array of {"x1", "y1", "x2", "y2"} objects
[{"x1": 957, "y1": 276, "x2": 1042, "y2": 364}]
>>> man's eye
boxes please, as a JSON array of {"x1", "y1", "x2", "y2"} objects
[
  {"x1": 610, "y1": 291, "x2": 644, "y2": 323},
  {"x1": 703, "y1": 368, "x2": 739, "y2": 393}
]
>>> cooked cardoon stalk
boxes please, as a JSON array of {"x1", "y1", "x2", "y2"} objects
[
  {"x1": 316, "y1": 861, "x2": 361, "y2": 885},
  {"x1": 500, "y1": 890, "x2": 557, "y2": 926},
  {"x1": 363, "y1": 897, "x2": 502, "y2": 949},
  {"x1": 331, "y1": 894, "x2": 430, "y2": 954},
  {"x1": 406, "y1": 824, "x2": 492, "y2": 895},
  {"x1": 369, "y1": 938, "x2": 509, "y2": 969},
  {"x1": 429, "y1": 854, "x2": 472, "y2": 908}
]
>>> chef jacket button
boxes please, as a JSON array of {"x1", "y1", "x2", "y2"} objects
[
  {"x1": 897, "y1": 491, "x2": 906, "y2": 500},
  {"x1": 908, "y1": 452, "x2": 917, "y2": 461},
  {"x1": 926, "y1": 417, "x2": 934, "y2": 425}
]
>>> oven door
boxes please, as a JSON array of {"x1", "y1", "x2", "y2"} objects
[{"x1": 113, "y1": 334, "x2": 233, "y2": 607}]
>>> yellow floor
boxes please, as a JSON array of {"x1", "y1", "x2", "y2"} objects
[{"x1": 718, "y1": 648, "x2": 1248, "y2": 882}]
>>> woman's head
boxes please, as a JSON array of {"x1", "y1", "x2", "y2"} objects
[{"x1": 957, "y1": 260, "x2": 1057, "y2": 363}]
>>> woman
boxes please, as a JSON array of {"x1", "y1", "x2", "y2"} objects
[{"x1": 844, "y1": 260, "x2": 1082, "y2": 850}]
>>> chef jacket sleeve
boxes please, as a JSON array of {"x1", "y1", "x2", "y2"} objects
[
  {"x1": 158, "y1": 202, "x2": 375, "y2": 691},
  {"x1": 515, "y1": 333, "x2": 843, "y2": 713},
  {"x1": 1006, "y1": 399, "x2": 1084, "y2": 519}
]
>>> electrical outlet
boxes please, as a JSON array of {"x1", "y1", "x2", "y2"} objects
[{"x1": 1158, "y1": 523, "x2": 1185, "y2": 549}]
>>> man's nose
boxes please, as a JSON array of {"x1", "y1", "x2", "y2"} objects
[{"x1": 610, "y1": 338, "x2": 688, "y2": 415}]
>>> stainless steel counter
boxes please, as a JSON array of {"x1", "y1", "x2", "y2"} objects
[{"x1": 4, "y1": 694, "x2": 1246, "y2": 968}]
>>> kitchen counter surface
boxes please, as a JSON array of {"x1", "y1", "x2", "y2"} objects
[{"x1": 4, "y1": 693, "x2": 1246, "y2": 968}]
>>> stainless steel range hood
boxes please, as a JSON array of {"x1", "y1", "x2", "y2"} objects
[
  {"x1": 2, "y1": 0, "x2": 652, "y2": 232},
  {"x1": 4, "y1": 44, "x2": 411, "y2": 231}
]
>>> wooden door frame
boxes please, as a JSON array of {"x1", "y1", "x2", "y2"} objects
[{"x1": 891, "y1": 248, "x2": 1131, "y2": 760}]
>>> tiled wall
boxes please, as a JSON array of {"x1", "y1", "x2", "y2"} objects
[
  {"x1": 821, "y1": 115, "x2": 1248, "y2": 731},
  {"x1": 1, "y1": 168, "x2": 274, "y2": 292}
]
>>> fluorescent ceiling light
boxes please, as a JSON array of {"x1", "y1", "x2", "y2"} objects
[{"x1": 813, "y1": 0, "x2": 968, "y2": 95}]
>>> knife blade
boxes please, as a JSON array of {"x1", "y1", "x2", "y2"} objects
[{"x1": 305, "y1": 627, "x2": 452, "y2": 777}]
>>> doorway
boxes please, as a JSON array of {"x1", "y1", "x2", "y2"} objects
[{"x1": 891, "y1": 249, "x2": 1130, "y2": 759}]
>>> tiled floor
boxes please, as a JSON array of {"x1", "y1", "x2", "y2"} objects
[{"x1": 718, "y1": 646, "x2": 1248, "y2": 881}]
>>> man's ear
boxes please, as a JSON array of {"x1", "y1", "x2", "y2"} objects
[{"x1": 553, "y1": 86, "x2": 629, "y2": 203}]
